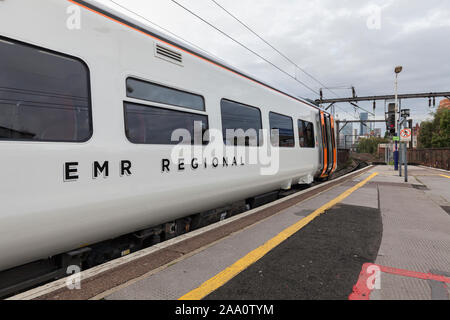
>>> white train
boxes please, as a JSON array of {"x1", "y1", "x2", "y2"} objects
[{"x1": 0, "y1": 0, "x2": 337, "y2": 296}]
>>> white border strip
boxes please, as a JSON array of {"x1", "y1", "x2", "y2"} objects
[
  {"x1": 418, "y1": 165, "x2": 450, "y2": 174},
  {"x1": 8, "y1": 166, "x2": 373, "y2": 300}
]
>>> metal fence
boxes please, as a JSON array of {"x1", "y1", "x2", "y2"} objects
[
  {"x1": 337, "y1": 149, "x2": 350, "y2": 170},
  {"x1": 407, "y1": 148, "x2": 450, "y2": 171}
]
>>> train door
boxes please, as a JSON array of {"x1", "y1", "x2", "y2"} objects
[
  {"x1": 330, "y1": 115, "x2": 337, "y2": 175},
  {"x1": 324, "y1": 114, "x2": 333, "y2": 176},
  {"x1": 316, "y1": 112, "x2": 324, "y2": 177},
  {"x1": 318, "y1": 112, "x2": 337, "y2": 179},
  {"x1": 319, "y1": 112, "x2": 328, "y2": 178}
]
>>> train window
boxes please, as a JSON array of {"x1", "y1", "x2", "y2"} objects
[
  {"x1": 298, "y1": 120, "x2": 315, "y2": 148},
  {"x1": 298, "y1": 120, "x2": 306, "y2": 147},
  {"x1": 0, "y1": 37, "x2": 92, "y2": 142},
  {"x1": 305, "y1": 122, "x2": 315, "y2": 148},
  {"x1": 126, "y1": 78, "x2": 205, "y2": 111},
  {"x1": 124, "y1": 102, "x2": 209, "y2": 145},
  {"x1": 269, "y1": 112, "x2": 295, "y2": 147},
  {"x1": 220, "y1": 99, "x2": 262, "y2": 146}
]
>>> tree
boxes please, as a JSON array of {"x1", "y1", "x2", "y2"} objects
[
  {"x1": 418, "y1": 121, "x2": 433, "y2": 148},
  {"x1": 357, "y1": 137, "x2": 388, "y2": 154},
  {"x1": 419, "y1": 109, "x2": 450, "y2": 148}
]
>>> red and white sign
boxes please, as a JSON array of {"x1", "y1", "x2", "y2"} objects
[{"x1": 400, "y1": 128, "x2": 412, "y2": 142}]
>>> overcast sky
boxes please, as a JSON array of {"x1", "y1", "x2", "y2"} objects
[{"x1": 103, "y1": 0, "x2": 450, "y2": 126}]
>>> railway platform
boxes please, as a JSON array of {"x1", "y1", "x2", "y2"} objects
[{"x1": 10, "y1": 165, "x2": 450, "y2": 300}]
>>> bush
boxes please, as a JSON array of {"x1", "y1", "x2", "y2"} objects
[
  {"x1": 357, "y1": 137, "x2": 389, "y2": 155},
  {"x1": 419, "y1": 109, "x2": 450, "y2": 148}
]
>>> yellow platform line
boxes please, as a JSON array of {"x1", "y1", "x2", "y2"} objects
[
  {"x1": 440, "y1": 175, "x2": 450, "y2": 179},
  {"x1": 179, "y1": 172, "x2": 379, "y2": 300}
]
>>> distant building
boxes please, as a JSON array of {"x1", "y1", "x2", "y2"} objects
[
  {"x1": 373, "y1": 128, "x2": 382, "y2": 137},
  {"x1": 339, "y1": 122, "x2": 353, "y2": 149},
  {"x1": 439, "y1": 98, "x2": 450, "y2": 111},
  {"x1": 360, "y1": 113, "x2": 369, "y2": 136}
]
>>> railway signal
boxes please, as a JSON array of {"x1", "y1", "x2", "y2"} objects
[
  {"x1": 401, "y1": 109, "x2": 411, "y2": 119},
  {"x1": 387, "y1": 103, "x2": 396, "y2": 135}
]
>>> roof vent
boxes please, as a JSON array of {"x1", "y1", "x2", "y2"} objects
[{"x1": 155, "y1": 43, "x2": 183, "y2": 66}]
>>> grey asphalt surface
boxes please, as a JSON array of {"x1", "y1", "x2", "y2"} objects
[{"x1": 205, "y1": 203, "x2": 383, "y2": 300}]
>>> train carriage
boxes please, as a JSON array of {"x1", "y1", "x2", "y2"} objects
[{"x1": 0, "y1": 0, "x2": 337, "y2": 296}]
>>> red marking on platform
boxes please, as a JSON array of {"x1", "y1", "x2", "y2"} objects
[
  {"x1": 378, "y1": 265, "x2": 450, "y2": 283},
  {"x1": 349, "y1": 263, "x2": 375, "y2": 300},
  {"x1": 349, "y1": 263, "x2": 450, "y2": 300}
]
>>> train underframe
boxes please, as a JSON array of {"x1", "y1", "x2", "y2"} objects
[{"x1": 0, "y1": 188, "x2": 287, "y2": 298}]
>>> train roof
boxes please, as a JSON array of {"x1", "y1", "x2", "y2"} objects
[{"x1": 73, "y1": 0, "x2": 326, "y2": 113}]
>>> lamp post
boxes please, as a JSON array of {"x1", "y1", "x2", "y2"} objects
[{"x1": 394, "y1": 66, "x2": 402, "y2": 171}]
